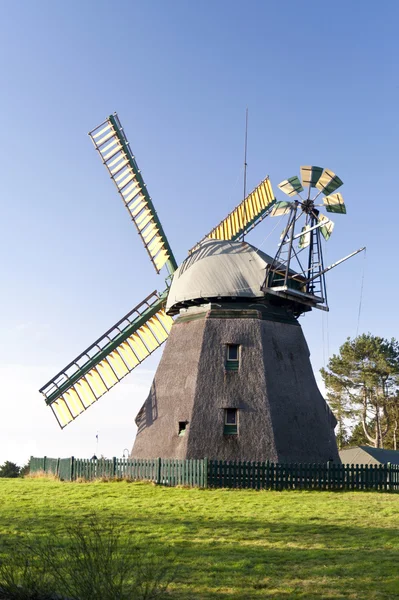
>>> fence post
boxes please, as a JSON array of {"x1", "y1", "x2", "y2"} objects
[
  {"x1": 157, "y1": 457, "x2": 162, "y2": 484},
  {"x1": 43, "y1": 456, "x2": 47, "y2": 474},
  {"x1": 203, "y1": 457, "x2": 208, "y2": 489},
  {"x1": 327, "y1": 460, "x2": 331, "y2": 490},
  {"x1": 113, "y1": 457, "x2": 117, "y2": 478},
  {"x1": 70, "y1": 456, "x2": 75, "y2": 481},
  {"x1": 387, "y1": 462, "x2": 391, "y2": 491}
]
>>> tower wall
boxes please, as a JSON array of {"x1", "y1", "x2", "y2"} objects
[{"x1": 131, "y1": 305, "x2": 339, "y2": 462}]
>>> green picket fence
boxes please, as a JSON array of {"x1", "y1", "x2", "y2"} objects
[
  {"x1": 207, "y1": 460, "x2": 399, "y2": 491},
  {"x1": 29, "y1": 456, "x2": 399, "y2": 492}
]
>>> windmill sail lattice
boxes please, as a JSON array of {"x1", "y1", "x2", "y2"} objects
[
  {"x1": 189, "y1": 176, "x2": 275, "y2": 253},
  {"x1": 40, "y1": 291, "x2": 173, "y2": 428},
  {"x1": 89, "y1": 114, "x2": 177, "y2": 275}
]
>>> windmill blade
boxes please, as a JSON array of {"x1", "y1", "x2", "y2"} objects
[
  {"x1": 39, "y1": 291, "x2": 173, "y2": 429},
  {"x1": 270, "y1": 200, "x2": 293, "y2": 217},
  {"x1": 298, "y1": 225, "x2": 311, "y2": 249},
  {"x1": 315, "y1": 168, "x2": 343, "y2": 196},
  {"x1": 323, "y1": 193, "x2": 347, "y2": 214},
  {"x1": 89, "y1": 114, "x2": 177, "y2": 275},
  {"x1": 278, "y1": 176, "x2": 303, "y2": 197},
  {"x1": 300, "y1": 166, "x2": 323, "y2": 188},
  {"x1": 318, "y1": 213, "x2": 335, "y2": 240},
  {"x1": 188, "y1": 176, "x2": 275, "y2": 254}
]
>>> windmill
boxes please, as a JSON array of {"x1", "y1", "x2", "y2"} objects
[{"x1": 39, "y1": 113, "x2": 361, "y2": 463}]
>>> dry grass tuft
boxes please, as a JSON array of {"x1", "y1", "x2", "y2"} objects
[{"x1": 24, "y1": 470, "x2": 58, "y2": 481}]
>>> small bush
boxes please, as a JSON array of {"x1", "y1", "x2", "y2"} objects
[
  {"x1": 0, "y1": 537, "x2": 56, "y2": 599},
  {"x1": 0, "y1": 462, "x2": 20, "y2": 479},
  {"x1": 0, "y1": 516, "x2": 175, "y2": 600},
  {"x1": 19, "y1": 464, "x2": 30, "y2": 478}
]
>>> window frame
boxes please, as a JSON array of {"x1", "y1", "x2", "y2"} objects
[
  {"x1": 223, "y1": 408, "x2": 238, "y2": 435},
  {"x1": 225, "y1": 344, "x2": 240, "y2": 372},
  {"x1": 178, "y1": 421, "x2": 188, "y2": 436},
  {"x1": 226, "y1": 344, "x2": 240, "y2": 362},
  {"x1": 224, "y1": 408, "x2": 237, "y2": 425}
]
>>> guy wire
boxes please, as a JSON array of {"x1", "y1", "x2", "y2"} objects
[{"x1": 356, "y1": 248, "x2": 366, "y2": 337}]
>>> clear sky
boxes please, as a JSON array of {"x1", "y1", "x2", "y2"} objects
[{"x1": 1, "y1": 1, "x2": 398, "y2": 465}]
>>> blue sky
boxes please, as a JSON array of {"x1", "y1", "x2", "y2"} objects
[{"x1": 1, "y1": 1, "x2": 398, "y2": 465}]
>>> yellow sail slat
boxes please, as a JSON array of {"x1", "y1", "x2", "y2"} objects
[
  {"x1": 103, "y1": 141, "x2": 122, "y2": 161},
  {"x1": 248, "y1": 192, "x2": 257, "y2": 216},
  {"x1": 139, "y1": 324, "x2": 160, "y2": 351},
  {"x1": 93, "y1": 123, "x2": 112, "y2": 139},
  {"x1": 97, "y1": 360, "x2": 119, "y2": 387},
  {"x1": 155, "y1": 309, "x2": 174, "y2": 333},
  {"x1": 53, "y1": 399, "x2": 73, "y2": 427},
  {"x1": 130, "y1": 200, "x2": 147, "y2": 219},
  {"x1": 128, "y1": 333, "x2": 150, "y2": 360},
  {"x1": 122, "y1": 179, "x2": 140, "y2": 197},
  {"x1": 148, "y1": 236, "x2": 164, "y2": 255},
  {"x1": 109, "y1": 154, "x2": 128, "y2": 173},
  {"x1": 227, "y1": 218, "x2": 233, "y2": 239},
  {"x1": 86, "y1": 368, "x2": 107, "y2": 398},
  {"x1": 137, "y1": 211, "x2": 153, "y2": 230},
  {"x1": 100, "y1": 136, "x2": 119, "y2": 155},
  {"x1": 142, "y1": 222, "x2": 159, "y2": 243},
  {"x1": 75, "y1": 378, "x2": 97, "y2": 408},
  {"x1": 115, "y1": 165, "x2": 134, "y2": 183},
  {"x1": 96, "y1": 129, "x2": 116, "y2": 147},
  {"x1": 154, "y1": 248, "x2": 169, "y2": 270},
  {"x1": 259, "y1": 184, "x2": 268, "y2": 206},
  {"x1": 123, "y1": 184, "x2": 142, "y2": 203},
  {"x1": 135, "y1": 207, "x2": 151, "y2": 226},
  {"x1": 233, "y1": 210, "x2": 240, "y2": 233},
  {"x1": 117, "y1": 172, "x2": 135, "y2": 191},
  {"x1": 251, "y1": 190, "x2": 259, "y2": 213},
  {"x1": 108, "y1": 351, "x2": 130, "y2": 378},
  {"x1": 129, "y1": 195, "x2": 146, "y2": 216},
  {"x1": 63, "y1": 388, "x2": 85, "y2": 417},
  {"x1": 118, "y1": 341, "x2": 139, "y2": 369},
  {"x1": 148, "y1": 315, "x2": 169, "y2": 342}
]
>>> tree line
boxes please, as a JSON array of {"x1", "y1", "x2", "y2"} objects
[
  {"x1": 321, "y1": 333, "x2": 399, "y2": 450},
  {"x1": 0, "y1": 461, "x2": 29, "y2": 478}
]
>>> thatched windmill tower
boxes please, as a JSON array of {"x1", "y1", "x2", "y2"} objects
[{"x1": 40, "y1": 115, "x2": 361, "y2": 462}]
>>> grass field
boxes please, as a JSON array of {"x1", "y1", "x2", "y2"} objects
[{"x1": 0, "y1": 479, "x2": 398, "y2": 599}]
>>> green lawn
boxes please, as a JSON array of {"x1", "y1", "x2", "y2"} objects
[{"x1": 0, "y1": 478, "x2": 398, "y2": 599}]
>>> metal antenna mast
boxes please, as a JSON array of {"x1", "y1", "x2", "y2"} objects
[{"x1": 242, "y1": 108, "x2": 248, "y2": 242}]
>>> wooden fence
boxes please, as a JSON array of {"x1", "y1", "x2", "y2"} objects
[{"x1": 29, "y1": 456, "x2": 399, "y2": 491}]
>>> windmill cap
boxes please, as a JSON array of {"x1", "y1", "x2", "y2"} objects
[{"x1": 166, "y1": 239, "x2": 281, "y2": 314}]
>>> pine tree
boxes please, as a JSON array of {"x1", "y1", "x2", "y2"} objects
[
  {"x1": 321, "y1": 334, "x2": 399, "y2": 449},
  {"x1": 0, "y1": 461, "x2": 20, "y2": 478}
]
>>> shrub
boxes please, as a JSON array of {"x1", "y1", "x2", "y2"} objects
[
  {"x1": 0, "y1": 462, "x2": 20, "y2": 479},
  {"x1": 19, "y1": 464, "x2": 30, "y2": 478},
  {"x1": 0, "y1": 516, "x2": 175, "y2": 600}
]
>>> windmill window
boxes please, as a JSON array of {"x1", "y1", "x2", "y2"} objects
[
  {"x1": 224, "y1": 408, "x2": 238, "y2": 435},
  {"x1": 178, "y1": 421, "x2": 188, "y2": 436},
  {"x1": 226, "y1": 344, "x2": 240, "y2": 371}
]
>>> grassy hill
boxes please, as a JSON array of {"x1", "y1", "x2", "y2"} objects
[{"x1": 0, "y1": 478, "x2": 397, "y2": 599}]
